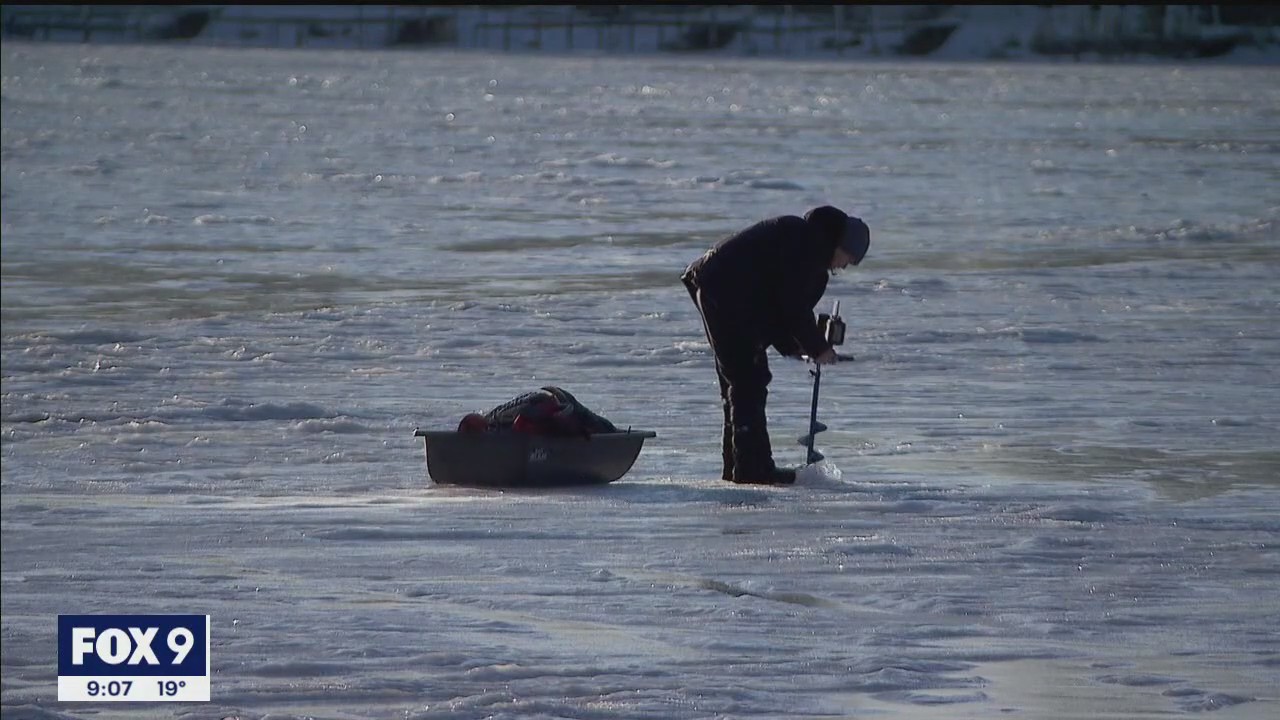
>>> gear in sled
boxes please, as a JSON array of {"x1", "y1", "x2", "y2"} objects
[{"x1": 456, "y1": 386, "x2": 619, "y2": 438}]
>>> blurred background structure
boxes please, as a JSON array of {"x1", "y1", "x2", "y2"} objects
[{"x1": 3, "y1": 5, "x2": 1278, "y2": 61}]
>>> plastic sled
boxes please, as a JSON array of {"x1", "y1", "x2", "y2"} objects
[{"x1": 413, "y1": 429, "x2": 657, "y2": 488}]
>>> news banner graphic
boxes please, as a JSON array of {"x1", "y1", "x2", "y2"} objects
[{"x1": 58, "y1": 614, "x2": 210, "y2": 702}]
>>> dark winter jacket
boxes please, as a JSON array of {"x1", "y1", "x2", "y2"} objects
[{"x1": 682, "y1": 214, "x2": 835, "y2": 359}]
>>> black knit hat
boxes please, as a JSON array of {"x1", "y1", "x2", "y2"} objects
[
  {"x1": 841, "y1": 216, "x2": 870, "y2": 265},
  {"x1": 804, "y1": 206, "x2": 870, "y2": 265}
]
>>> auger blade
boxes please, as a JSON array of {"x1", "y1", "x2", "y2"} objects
[
  {"x1": 797, "y1": 437, "x2": 828, "y2": 450},
  {"x1": 797, "y1": 422, "x2": 828, "y2": 446}
]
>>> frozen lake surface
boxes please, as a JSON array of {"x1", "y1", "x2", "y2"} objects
[{"x1": 2, "y1": 43, "x2": 1278, "y2": 719}]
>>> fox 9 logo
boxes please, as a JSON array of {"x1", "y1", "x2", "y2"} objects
[
  {"x1": 59, "y1": 615, "x2": 207, "y2": 676},
  {"x1": 58, "y1": 615, "x2": 210, "y2": 702}
]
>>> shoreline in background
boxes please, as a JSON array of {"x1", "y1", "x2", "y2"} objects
[{"x1": 3, "y1": 4, "x2": 1279, "y2": 65}]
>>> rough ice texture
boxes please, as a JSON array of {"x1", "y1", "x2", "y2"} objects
[{"x1": 2, "y1": 41, "x2": 1278, "y2": 720}]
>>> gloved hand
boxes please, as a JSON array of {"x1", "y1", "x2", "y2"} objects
[
  {"x1": 807, "y1": 349, "x2": 855, "y2": 364},
  {"x1": 814, "y1": 348, "x2": 839, "y2": 365}
]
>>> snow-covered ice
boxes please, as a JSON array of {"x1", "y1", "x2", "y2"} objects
[{"x1": 2, "y1": 42, "x2": 1278, "y2": 719}]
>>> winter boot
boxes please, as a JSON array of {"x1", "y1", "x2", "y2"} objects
[
  {"x1": 731, "y1": 465, "x2": 797, "y2": 486},
  {"x1": 729, "y1": 413, "x2": 793, "y2": 485}
]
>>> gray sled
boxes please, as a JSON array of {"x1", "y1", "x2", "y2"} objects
[{"x1": 413, "y1": 429, "x2": 657, "y2": 489}]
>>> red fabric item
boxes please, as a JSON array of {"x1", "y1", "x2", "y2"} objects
[{"x1": 512, "y1": 414, "x2": 536, "y2": 433}]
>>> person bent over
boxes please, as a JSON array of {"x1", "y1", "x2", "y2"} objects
[{"x1": 681, "y1": 206, "x2": 869, "y2": 485}]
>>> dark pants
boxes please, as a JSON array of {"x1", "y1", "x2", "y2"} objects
[{"x1": 683, "y1": 276, "x2": 776, "y2": 480}]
